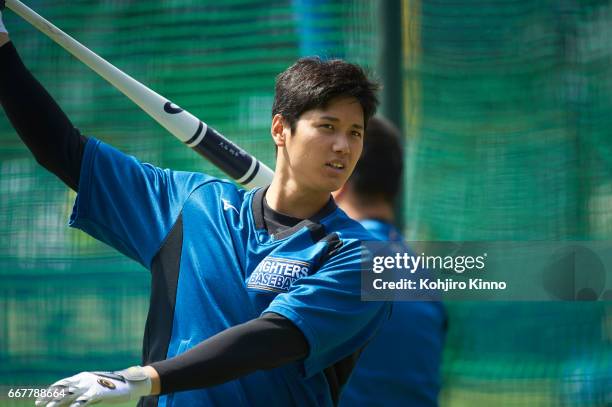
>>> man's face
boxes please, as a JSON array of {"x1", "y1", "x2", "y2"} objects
[{"x1": 276, "y1": 96, "x2": 365, "y2": 194}]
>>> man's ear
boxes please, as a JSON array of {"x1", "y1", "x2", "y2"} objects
[{"x1": 271, "y1": 114, "x2": 288, "y2": 147}]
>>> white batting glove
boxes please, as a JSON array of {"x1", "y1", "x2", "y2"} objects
[
  {"x1": 0, "y1": 0, "x2": 7, "y2": 34},
  {"x1": 35, "y1": 366, "x2": 152, "y2": 407}
]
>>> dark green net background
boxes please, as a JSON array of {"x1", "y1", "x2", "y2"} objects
[{"x1": 0, "y1": 0, "x2": 610, "y2": 406}]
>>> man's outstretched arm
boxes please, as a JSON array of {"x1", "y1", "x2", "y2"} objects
[
  {"x1": 36, "y1": 313, "x2": 309, "y2": 406},
  {"x1": 0, "y1": 13, "x2": 86, "y2": 192}
]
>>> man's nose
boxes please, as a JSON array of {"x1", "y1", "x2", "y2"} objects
[{"x1": 332, "y1": 133, "x2": 350, "y2": 154}]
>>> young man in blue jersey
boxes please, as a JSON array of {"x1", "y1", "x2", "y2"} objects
[
  {"x1": 0, "y1": 9, "x2": 389, "y2": 407},
  {"x1": 333, "y1": 117, "x2": 447, "y2": 406}
]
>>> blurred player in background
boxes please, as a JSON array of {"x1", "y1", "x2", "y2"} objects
[
  {"x1": 0, "y1": 6, "x2": 390, "y2": 407},
  {"x1": 334, "y1": 116, "x2": 447, "y2": 407}
]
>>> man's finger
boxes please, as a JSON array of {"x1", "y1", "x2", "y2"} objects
[
  {"x1": 35, "y1": 381, "x2": 82, "y2": 406},
  {"x1": 69, "y1": 388, "x2": 102, "y2": 407}
]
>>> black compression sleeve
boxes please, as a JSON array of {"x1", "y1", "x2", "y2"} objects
[
  {"x1": 0, "y1": 41, "x2": 87, "y2": 191},
  {"x1": 150, "y1": 313, "x2": 309, "y2": 394}
]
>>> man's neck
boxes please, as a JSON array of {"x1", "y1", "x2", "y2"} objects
[
  {"x1": 338, "y1": 197, "x2": 394, "y2": 223},
  {"x1": 266, "y1": 178, "x2": 331, "y2": 219}
]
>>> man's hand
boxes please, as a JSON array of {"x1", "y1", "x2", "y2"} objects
[{"x1": 35, "y1": 366, "x2": 152, "y2": 407}]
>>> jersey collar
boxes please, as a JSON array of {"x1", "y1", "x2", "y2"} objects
[{"x1": 252, "y1": 186, "x2": 337, "y2": 238}]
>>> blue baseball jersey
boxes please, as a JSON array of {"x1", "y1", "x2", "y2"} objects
[
  {"x1": 69, "y1": 139, "x2": 389, "y2": 407},
  {"x1": 340, "y1": 219, "x2": 446, "y2": 407}
]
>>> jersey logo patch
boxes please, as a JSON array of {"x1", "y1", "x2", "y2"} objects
[
  {"x1": 247, "y1": 257, "x2": 311, "y2": 293},
  {"x1": 221, "y1": 198, "x2": 239, "y2": 215}
]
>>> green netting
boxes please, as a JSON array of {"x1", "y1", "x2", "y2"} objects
[
  {"x1": 400, "y1": 0, "x2": 611, "y2": 406},
  {"x1": 0, "y1": 0, "x2": 611, "y2": 406}
]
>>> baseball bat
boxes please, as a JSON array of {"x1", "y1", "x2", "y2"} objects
[{"x1": 5, "y1": 0, "x2": 274, "y2": 189}]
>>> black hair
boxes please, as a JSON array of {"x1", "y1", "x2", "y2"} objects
[
  {"x1": 272, "y1": 57, "x2": 379, "y2": 131},
  {"x1": 349, "y1": 116, "x2": 403, "y2": 204}
]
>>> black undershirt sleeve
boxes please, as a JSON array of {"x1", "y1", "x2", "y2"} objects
[
  {"x1": 150, "y1": 313, "x2": 309, "y2": 394},
  {"x1": 0, "y1": 41, "x2": 86, "y2": 191}
]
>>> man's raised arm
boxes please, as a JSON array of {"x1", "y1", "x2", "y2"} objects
[{"x1": 0, "y1": 5, "x2": 86, "y2": 191}]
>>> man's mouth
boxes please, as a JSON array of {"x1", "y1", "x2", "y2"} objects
[{"x1": 326, "y1": 161, "x2": 345, "y2": 170}]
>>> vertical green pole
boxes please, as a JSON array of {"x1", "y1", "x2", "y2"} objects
[{"x1": 378, "y1": 0, "x2": 405, "y2": 231}]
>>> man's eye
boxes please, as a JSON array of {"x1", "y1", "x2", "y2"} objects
[
  {"x1": 319, "y1": 124, "x2": 334, "y2": 130},
  {"x1": 351, "y1": 131, "x2": 363, "y2": 138}
]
